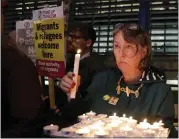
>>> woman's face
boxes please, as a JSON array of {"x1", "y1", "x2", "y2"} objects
[{"x1": 113, "y1": 31, "x2": 146, "y2": 73}]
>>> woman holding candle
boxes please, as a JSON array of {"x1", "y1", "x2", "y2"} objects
[
  {"x1": 58, "y1": 23, "x2": 177, "y2": 137},
  {"x1": 56, "y1": 23, "x2": 105, "y2": 107}
]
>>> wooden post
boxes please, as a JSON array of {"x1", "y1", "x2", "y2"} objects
[{"x1": 48, "y1": 77, "x2": 56, "y2": 109}]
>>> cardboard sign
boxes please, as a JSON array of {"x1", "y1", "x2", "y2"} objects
[
  {"x1": 33, "y1": 6, "x2": 65, "y2": 78},
  {"x1": 16, "y1": 20, "x2": 36, "y2": 64}
]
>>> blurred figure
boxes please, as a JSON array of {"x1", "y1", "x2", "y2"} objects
[{"x1": 1, "y1": 2, "x2": 45, "y2": 137}]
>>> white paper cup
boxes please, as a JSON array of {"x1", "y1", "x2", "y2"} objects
[{"x1": 43, "y1": 124, "x2": 59, "y2": 135}]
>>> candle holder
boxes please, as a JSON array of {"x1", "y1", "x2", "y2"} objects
[
  {"x1": 75, "y1": 127, "x2": 90, "y2": 137},
  {"x1": 78, "y1": 114, "x2": 88, "y2": 121},
  {"x1": 86, "y1": 111, "x2": 96, "y2": 117},
  {"x1": 61, "y1": 127, "x2": 75, "y2": 136},
  {"x1": 43, "y1": 124, "x2": 59, "y2": 135},
  {"x1": 127, "y1": 117, "x2": 137, "y2": 128},
  {"x1": 95, "y1": 129, "x2": 109, "y2": 137},
  {"x1": 96, "y1": 114, "x2": 107, "y2": 119}
]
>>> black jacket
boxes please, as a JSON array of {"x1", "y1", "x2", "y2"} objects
[{"x1": 2, "y1": 46, "x2": 45, "y2": 137}]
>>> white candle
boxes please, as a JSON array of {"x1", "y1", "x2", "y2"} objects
[
  {"x1": 70, "y1": 49, "x2": 81, "y2": 98},
  {"x1": 120, "y1": 125, "x2": 133, "y2": 132},
  {"x1": 157, "y1": 120, "x2": 164, "y2": 127},
  {"x1": 43, "y1": 124, "x2": 59, "y2": 135},
  {"x1": 95, "y1": 129, "x2": 109, "y2": 137},
  {"x1": 75, "y1": 127, "x2": 90, "y2": 135},
  {"x1": 86, "y1": 111, "x2": 96, "y2": 117},
  {"x1": 119, "y1": 114, "x2": 128, "y2": 122},
  {"x1": 142, "y1": 129, "x2": 156, "y2": 137},
  {"x1": 78, "y1": 114, "x2": 88, "y2": 121},
  {"x1": 109, "y1": 113, "x2": 119, "y2": 120},
  {"x1": 137, "y1": 119, "x2": 150, "y2": 129},
  {"x1": 96, "y1": 114, "x2": 107, "y2": 119},
  {"x1": 127, "y1": 116, "x2": 137, "y2": 127}
]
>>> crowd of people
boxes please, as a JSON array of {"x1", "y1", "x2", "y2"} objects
[{"x1": 1, "y1": 1, "x2": 178, "y2": 138}]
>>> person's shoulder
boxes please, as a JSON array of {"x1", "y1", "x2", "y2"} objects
[
  {"x1": 147, "y1": 81, "x2": 171, "y2": 98},
  {"x1": 2, "y1": 46, "x2": 34, "y2": 68}
]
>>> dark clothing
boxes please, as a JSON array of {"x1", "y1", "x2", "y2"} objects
[
  {"x1": 58, "y1": 67, "x2": 177, "y2": 138},
  {"x1": 2, "y1": 46, "x2": 45, "y2": 137},
  {"x1": 55, "y1": 52, "x2": 105, "y2": 108}
]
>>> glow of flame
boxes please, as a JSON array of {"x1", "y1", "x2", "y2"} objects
[
  {"x1": 129, "y1": 116, "x2": 133, "y2": 120},
  {"x1": 123, "y1": 114, "x2": 126, "y2": 117},
  {"x1": 50, "y1": 124, "x2": 53, "y2": 126},
  {"x1": 77, "y1": 49, "x2": 81, "y2": 54},
  {"x1": 159, "y1": 120, "x2": 162, "y2": 123},
  {"x1": 143, "y1": 119, "x2": 147, "y2": 123},
  {"x1": 114, "y1": 113, "x2": 116, "y2": 116}
]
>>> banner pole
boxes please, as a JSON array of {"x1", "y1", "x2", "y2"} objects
[{"x1": 48, "y1": 77, "x2": 56, "y2": 109}]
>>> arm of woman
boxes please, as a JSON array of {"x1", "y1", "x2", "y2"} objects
[
  {"x1": 58, "y1": 71, "x2": 108, "y2": 123},
  {"x1": 156, "y1": 85, "x2": 177, "y2": 138}
]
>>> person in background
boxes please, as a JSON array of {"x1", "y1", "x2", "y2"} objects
[
  {"x1": 56, "y1": 23, "x2": 177, "y2": 137},
  {"x1": 1, "y1": 2, "x2": 45, "y2": 137},
  {"x1": 55, "y1": 22, "x2": 105, "y2": 110}
]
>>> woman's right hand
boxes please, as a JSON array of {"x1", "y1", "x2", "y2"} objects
[{"x1": 59, "y1": 72, "x2": 76, "y2": 94}]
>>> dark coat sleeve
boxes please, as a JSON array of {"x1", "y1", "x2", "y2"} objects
[
  {"x1": 2, "y1": 47, "x2": 44, "y2": 137},
  {"x1": 156, "y1": 86, "x2": 177, "y2": 138}
]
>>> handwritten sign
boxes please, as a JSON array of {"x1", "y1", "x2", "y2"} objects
[
  {"x1": 33, "y1": 16, "x2": 65, "y2": 78},
  {"x1": 16, "y1": 20, "x2": 36, "y2": 64}
]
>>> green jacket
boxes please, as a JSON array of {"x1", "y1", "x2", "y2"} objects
[{"x1": 60, "y1": 67, "x2": 177, "y2": 137}]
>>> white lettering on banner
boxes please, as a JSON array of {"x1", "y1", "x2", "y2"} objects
[
  {"x1": 28, "y1": 46, "x2": 35, "y2": 55},
  {"x1": 45, "y1": 62, "x2": 60, "y2": 68},
  {"x1": 44, "y1": 67, "x2": 59, "y2": 72}
]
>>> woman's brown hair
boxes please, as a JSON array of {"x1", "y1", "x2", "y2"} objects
[{"x1": 113, "y1": 23, "x2": 152, "y2": 71}]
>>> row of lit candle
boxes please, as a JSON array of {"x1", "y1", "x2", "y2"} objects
[{"x1": 43, "y1": 112, "x2": 168, "y2": 137}]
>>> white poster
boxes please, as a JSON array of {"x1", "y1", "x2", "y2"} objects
[
  {"x1": 16, "y1": 20, "x2": 36, "y2": 64},
  {"x1": 32, "y1": 6, "x2": 63, "y2": 20}
]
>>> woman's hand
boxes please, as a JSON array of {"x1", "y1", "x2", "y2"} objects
[{"x1": 59, "y1": 72, "x2": 80, "y2": 94}]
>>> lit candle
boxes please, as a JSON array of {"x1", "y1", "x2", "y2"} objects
[
  {"x1": 119, "y1": 114, "x2": 128, "y2": 122},
  {"x1": 78, "y1": 114, "x2": 88, "y2": 121},
  {"x1": 95, "y1": 129, "x2": 109, "y2": 137},
  {"x1": 109, "y1": 113, "x2": 119, "y2": 120},
  {"x1": 75, "y1": 127, "x2": 90, "y2": 135},
  {"x1": 70, "y1": 49, "x2": 81, "y2": 98},
  {"x1": 107, "y1": 122, "x2": 120, "y2": 128},
  {"x1": 158, "y1": 120, "x2": 164, "y2": 127},
  {"x1": 137, "y1": 119, "x2": 150, "y2": 129},
  {"x1": 43, "y1": 124, "x2": 59, "y2": 135},
  {"x1": 120, "y1": 125, "x2": 133, "y2": 132},
  {"x1": 86, "y1": 111, "x2": 96, "y2": 117},
  {"x1": 127, "y1": 116, "x2": 137, "y2": 127}
]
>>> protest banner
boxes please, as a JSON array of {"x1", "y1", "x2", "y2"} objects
[
  {"x1": 33, "y1": 6, "x2": 65, "y2": 109},
  {"x1": 16, "y1": 20, "x2": 36, "y2": 64}
]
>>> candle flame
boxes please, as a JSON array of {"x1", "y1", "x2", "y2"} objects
[
  {"x1": 83, "y1": 114, "x2": 85, "y2": 116},
  {"x1": 129, "y1": 116, "x2": 133, "y2": 120},
  {"x1": 143, "y1": 119, "x2": 147, "y2": 123},
  {"x1": 114, "y1": 113, "x2": 116, "y2": 116},
  {"x1": 50, "y1": 124, "x2": 53, "y2": 126},
  {"x1": 123, "y1": 114, "x2": 126, "y2": 117},
  {"x1": 159, "y1": 120, "x2": 162, "y2": 123},
  {"x1": 77, "y1": 49, "x2": 81, "y2": 54}
]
